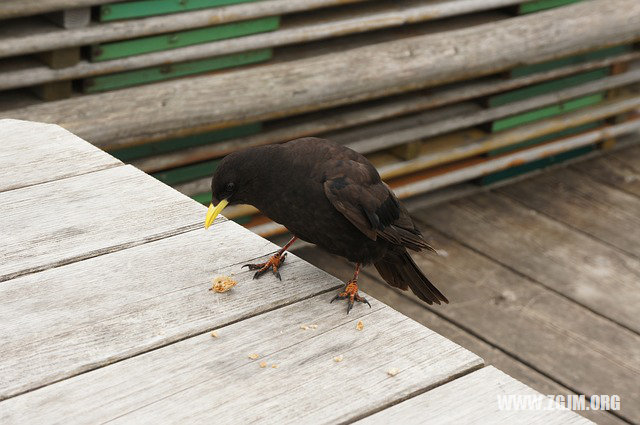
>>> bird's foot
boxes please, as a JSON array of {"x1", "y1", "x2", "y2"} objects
[
  {"x1": 242, "y1": 252, "x2": 287, "y2": 280},
  {"x1": 330, "y1": 280, "x2": 371, "y2": 314}
]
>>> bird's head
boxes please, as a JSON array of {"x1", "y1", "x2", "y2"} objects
[{"x1": 204, "y1": 150, "x2": 257, "y2": 229}]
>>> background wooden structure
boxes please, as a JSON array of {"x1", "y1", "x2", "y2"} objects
[{"x1": 0, "y1": 0, "x2": 639, "y2": 233}]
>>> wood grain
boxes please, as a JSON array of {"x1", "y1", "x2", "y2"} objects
[
  {"x1": 0, "y1": 165, "x2": 206, "y2": 282},
  {"x1": 357, "y1": 367, "x2": 592, "y2": 424},
  {"x1": 0, "y1": 293, "x2": 481, "y2": 423},
  {"x1": 0, "y1": 119, "x2": 121, "y2": 192},
  {"x1": 0, "y1": 223, "x2": 341, "y2": 400},
  {"x1": 415, "y1": 192, "x2": 640, "y2": 333},
  {"x1": 571, "y1": 144, "x2": 640, "y2": 197},
  {"x1": 3, "y1": 0, "x2": 640, "y2": 147},
  {"x1": 498, "y1": 167, "x2": 640, "y2": 256}
]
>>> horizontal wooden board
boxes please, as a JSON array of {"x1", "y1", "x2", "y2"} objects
[
  {"x1": 4, "y1": 0, "x2": 639, "y2": 146},
  {"x1": 0, "y1": 223, "x2": 339, "y2": 399},
  {"x1": 498, "y1": 167, "x2": 640, "y2": 255},
  {"x1": 0, "y1": 292, "x2": 481, "y2": 423},
  {"x1": 0, "y1": 119, "x2": 121, "y2": 192},
  {"x1": 571, "y1": 144, "x2": 640, "y2": 196},
  {"x1": 91, "y1": 16, "x2": 280, "y2": 61},
  {"x1": 84, "y1": 48, "x2": 272, "y2": 93},
  {"x1": 357, "y1": 367, "x2": 592, "y2": 424},
  {"x1": 100, "y1": 0, "x2": 260, "y2": 22},
  {"x1": 0, "y1": 165, "x2": 206, "y2": 282},
  {"x1": 416, "y1": 192, "x2": 640, "y2": 333},
  {"x1": 0, "y1": 1, "x2": 120, "y2": 19}
]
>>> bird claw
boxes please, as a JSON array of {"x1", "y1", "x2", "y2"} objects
[
  {"x1": 330, "y1": 280, "x2": 371, "y2": 314},
  {"x1": 242, "y1": 252, "x2": 287, "y2": 280}
]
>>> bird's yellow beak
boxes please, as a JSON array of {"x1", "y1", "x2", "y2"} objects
[{"x1": 204, "y1": 199, "x2": 229, "y2": 229}]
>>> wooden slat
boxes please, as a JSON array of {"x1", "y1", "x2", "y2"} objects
[
  {"x1": 99, "y1": 0, "x2": 260, "y2": 22},
  {"x1": 0, "y1": 0, "x2": 373, "y2": 58},
  {"x1": 571, "y1": 145, "x2": 640, "y2": 196},
  {"x1": 0, "y1": 119, "x2": 121, "y2": 192},
  {"x1": 127, "y1": 51, "x2": 640, "y2": 172},
  {"x1": 0, "y1": 223, "x2": 338, "y2": 399},
  {"x1": 357, "y1": 367, "x2": 592, "y2": 424},
  {"x1": 498, "y1": 167, "x2": 640, "y2": 256},
  {"x1": 0, "y1": 292, "x2": 481, "y2": 423},
  {"x1": 416, "y1": 192, "x2": 640, "y2": 333},
  {"x1": 0, "y1": 165, "x2": 205, "y2": 282},
  {"x1": 3, "y1": 0, "x2": 640, "y2": 147}
]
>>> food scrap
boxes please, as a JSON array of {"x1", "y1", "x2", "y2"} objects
[
  {"x1": 248, "y1": 353, "x2": 260, "y2": 360},
  {"x1": 210, "y1": 275, "x2": 237, "y2": 293},
  {"x1": 309, "y1": 324, "x2": 318, "y2": 329},
  {"x1": 271, "y1": 364, "x2": 278, "y2": 369},
  {"x1": 356, "y1": 320, "x2": 364, "y2": 331},
  {"x1": 259, "y1": 362, "x2": 267, "y2": 368},
  {"x1": 387, "y1": 368, "x2": 399, "y2": 377},
  {"x1": 333, "y1": 355, "x2": 343, "y2": 363},
  {"x1": 300, "y1": 324, "x2": 309, "y2": 330},
  {"x1": 210, "y1": 331, "x2": 219, "y2": 338}
]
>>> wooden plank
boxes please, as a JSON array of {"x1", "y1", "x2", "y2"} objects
[
  {"x1": 376, "y1": 222, "x2": 640, "y2": 423},
  {"x1": 416, "y1": 192, "x2": 640, "y2": 333},
  {"x1": 4, "y1": 0, "x2": 640, "y2": 146},
  {"x1": 498, "y1": 168, "x2": 640, "y2": 255},
  {"x1": 125, "y1": 52, "x2": 640, "y2": 172},
  {"x1": 36, "y1": 47, "x2": 80, "y2": 69},
  {"x1": 100, "y1": 0, "x2": 260, "y2": 22},
  {"x1": 91, "y1": 16, "x2": 280, "y2": 61},
  {"x1": 0, "y1": 292, "x2": 481, "y2": 423},
  {"x1": 0, "y1": 165, "x2": 205, "y2": 282},
  {"x1": 357, "y1": 367, "x2": 592, "y2": 424},
  {"x1": 0, "y1": 223, "x2": 340, "y2": 399},
  {"x1": 293, "y1": 246, "x2": 626, "y2": 425},
  {"x1": 84, "y1": 48, "x2": 273, "y2": 93},
  {"x1": 608, "y1": 142, "x2": 640, "y2": 171},
  {"x1": 0, "y1": 119, "x2": 121, "y2": 192},
  {"x1": 571, "y1": 145, "x2": 640, "y2": 196},
  {"x1": 0, "y1": 0, "x2": 373, "y2": 58},
  {"x1": 30, "y1": 80, "x2": 72, "y2": 101}
]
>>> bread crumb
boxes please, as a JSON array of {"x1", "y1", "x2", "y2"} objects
[
  {"x1": 387, "y1": 368, "x2": 399, "y2": 377},
  {"x1": 248, "y1": 353, "x2": 260, "y2": 360},
  {"x1": 356, "y1": 320, "x2": 364, "y2": 331},
  {"x1": 210, "y1": 331, "x2": 219, "y2": 338},
  {"x1": 210, "y1": 275, "x2": 237, "y2": 293},
  {"x1": 333, "y1": 355, "x2": 343, "y2": 363},
  {"x1": 309, "y1": 324, "x2": 318, "y2": 329},
  {"x1": 271, "y1": 364, "x2": 278, "y2": 368},
  {"x1": 259, "y1": 362, "x2": 267, "y2": 368},
  {"x1": 300, "y1": 324, "x2": 309, "y2": 330}
]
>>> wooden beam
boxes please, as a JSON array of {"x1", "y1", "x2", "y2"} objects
[
  {"x1": 45, "y1": 7, "x2": 91, "y2": 29},
  {"x1": 3, "y1": 0, "x2": 639, "y2": 147},
  {"x1": 0, "y1": 1, "x2": 119, "y2": 20}
]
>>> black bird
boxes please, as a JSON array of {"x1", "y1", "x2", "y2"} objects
[{"x1": 204, "y1": 137, "x2": 448, "y2": 312}]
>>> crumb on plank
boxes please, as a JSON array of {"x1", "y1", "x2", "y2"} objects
[
  {"x1": 210, "y1": 275, "x2": 237, "y2": 293},
  {"x1": 333, "y1": 355, "x2": 343, "y2": 363},
  {"x1": 356, "y1": 320, "x2": 364, "y2": 331},
  {"x1": 387, "y1": 368, "x2": 399, "y2": 377},
  {"x1": 210, "y1": 331, "x2": 219, "y2": 338},
  {"x1": 259, "y1": 362, "x2": 267, "y2": 368},
  {"x1": 248, "y1": 353, "x2": 260, "y2": 360}
]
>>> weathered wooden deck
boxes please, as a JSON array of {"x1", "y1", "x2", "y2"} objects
[
  {"x1": 295, "y1": 140, "x2": 640, "y2": 425},
  {"x1": 0, "y1": 118, "x2": 595, "y2": 423}
]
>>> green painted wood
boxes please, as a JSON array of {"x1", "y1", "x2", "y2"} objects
[
  {"x1": 489, "y1": 69, "x2": 608, "y2": 107},
  {"x1": 519, "y1": 0, "x2": 584, "y2": 14},
  {"x1": 152, "y1": 158, "x2": 220, "y2": 186},
  {"x1": 84, "y1": 48, "x2": 272, "y2": 93},
  {"x1": 110, "y1": 122, "x2": 262, "y2": 162},
  {"x1": 492, "y1": 93, "x2": 604, "y2": 132},
  {"x1": 100, "y1": 0, "x2": 261, "y2": 22},
  {"x1": 91, "y1": 16, "x2": 280, "y2": 61},
  {"x1": 191, "y1": 192, "x2": 212, "y2": 205},
  {"x1": 510, "y1": 45, "x2": 633, "y2": 78}
]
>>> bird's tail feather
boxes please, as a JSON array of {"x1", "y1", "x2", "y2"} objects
[{"x1": 374, "y1": 250, "x2": 448, "y2": 305}]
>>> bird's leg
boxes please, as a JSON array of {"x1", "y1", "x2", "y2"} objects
[
  {"x1": 330, "y1": 263, "x2": 371, "y2": 314},
  {"x1": 242, "y1": 236, "x2": 298, "y2": 280}
]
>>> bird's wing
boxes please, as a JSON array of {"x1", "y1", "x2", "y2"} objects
[{"x1": 323, "y1": 160, "x2": 434, "y2": 252}]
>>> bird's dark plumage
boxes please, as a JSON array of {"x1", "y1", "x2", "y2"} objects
[{"x1": 210, "y1": 137, "x2": 448, "y2": 306}]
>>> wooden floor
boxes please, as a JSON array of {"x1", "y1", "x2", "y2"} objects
[{"x1": 293, "y1": 142, "x2": 640, "y2": 425}]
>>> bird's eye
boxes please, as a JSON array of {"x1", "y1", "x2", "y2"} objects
[{"x1": 225, "y1": 182, "x2": 235, "y2": 193}]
